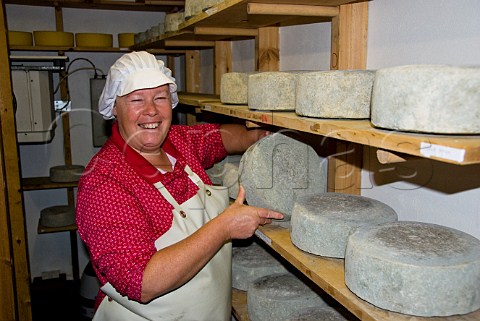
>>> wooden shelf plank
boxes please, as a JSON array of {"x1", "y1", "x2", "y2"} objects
[
  {"x1": 178, "y1": 92, "x2": 220, "y2": 106},
  {"x1": 232, "y1": 288, "x2": 250, "y2": 321},
  {"x1": 255, "y1": 225, "x2": 480, "y2": 321},
  {"x1": 22, "y1": 177, "x2": 78, "y2": 190},
  {"x1": 9, "y1": 45, "x2": 186, "y2": 54},
  {"x1": 200, "y1": 103, "x2": 480, "y2": 165}
]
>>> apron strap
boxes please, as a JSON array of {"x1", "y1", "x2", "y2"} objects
[{"x1": 153, "y1": 165, "x2": 205, "y2": 211}]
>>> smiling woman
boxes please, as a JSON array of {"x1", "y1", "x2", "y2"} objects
[{"x1": 75, "y1": 51, "x2": 284, "y2": 321}]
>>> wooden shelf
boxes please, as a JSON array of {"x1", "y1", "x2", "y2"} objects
[
  {"x1": 9, "y1": 45, "x2": 186, "y2": 55},
  {"x1": 4, "y1": 0, "x2": 184, "y2": 12},
  {"x1": 22, "y1": 177, "x2": 78, "y2": 191},
  {"x1": 178, "y1": 92, "x2": 220, "y2": 106},
  {"x1": 255, "y1": 225, "x2": 480, "y2": 321},
  {"x1": 232, "y1": 288, "x2": 250, "y2": 321},
  {"x1": 197, "y1": 102, "x2": 480, "y2": 165},
  {"x1": 133, "y1": 0, "x2": 365, "y2": 49}
]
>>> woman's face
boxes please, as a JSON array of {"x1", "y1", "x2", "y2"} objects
[{"x1": 113, "y1": 84, "x2": 172, "y2": 154}]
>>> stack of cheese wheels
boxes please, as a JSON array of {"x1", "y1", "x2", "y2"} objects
[
  {"x1": 232, "y1": 241, "x2": 288, "y2": 291},
  {"x1": 295, "y1": 70, "x2": 375, "y2": 119},
  {"x1": 345, "y1": 221, "x2": 480, "y2": 316},
  {"x1": 220, "y1": 72, "x2": 257, "y2": 105},
  {"x1": 40, "y1": 205, "x2": 75, "y2": 227},
  {"x1": 290, "y1": 193, "x2": 398, "y2": 258},
  {"x1": 247, "y1": 272, "x2": 329, "y2": 321},
  {"x1": 164, "y1": 11, "x2": 185, "y2": 33},
  {"x1": 50, "y1": 165, "x2": 85, "y2": 183},
  {"x1": 239, "y1": 132, "x2": 327, "y2": 221},
  {"x1": 371, "y1": 65, "x2": 480, "y2": 134},
  {"x1": 285, "y1": 306, "x2": 354, "y2": 321},
  {"x1": 248, "y1": 72, "x2": 306, "y2": 111}
]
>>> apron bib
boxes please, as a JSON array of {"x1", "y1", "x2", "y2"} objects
[{"x1": 93, "y1": 165, "x2": 232, "y2": 321}]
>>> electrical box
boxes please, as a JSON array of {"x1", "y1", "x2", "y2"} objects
[{"x1": 12, "y1": 69, "x2": 56, "y2": 143}]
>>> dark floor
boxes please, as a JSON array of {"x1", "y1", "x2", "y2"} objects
[{"x1": 31, "y1": 274, "x2": 88, "y2": 321}]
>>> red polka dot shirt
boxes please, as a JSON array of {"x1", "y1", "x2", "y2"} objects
[{"x1": 76, "y1": 122, "x2": 227, "y2": 307}]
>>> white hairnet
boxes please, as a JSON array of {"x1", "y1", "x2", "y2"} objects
[{"x1": 98, "y1": 51, "x2": 179, "y2": 119}]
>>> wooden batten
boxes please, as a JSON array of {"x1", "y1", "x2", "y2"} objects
[
  {"x1": 194, "y1": 27, "x2": 258, "y2": 37},
  {"x1": 247, "y1": 3, "x2": 339, "y2": 17},
  {"x1": 164, "y1": 40, "x2": 215, "y2": 47}
]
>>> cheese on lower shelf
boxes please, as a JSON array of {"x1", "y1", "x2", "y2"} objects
[
  {"x1": 248, "y1": 72, "x2": 305, "y2": 111},
  {"x1": 290, "y1": 193, "x2": 398, "y2": 258},
  {"x1": 49, "y1": 165, "x2": 85, "y2": 183},
  {"x1": 295, "y1": 70, "x2": 375, "y2": 119},
  {"x1": 239, "y1": 132, "x2": 328, "y2": 220},
  {"x1": 345, "y1": 221, "x2": 480, "y2": 317},
  {"x1": 285, "y1": 306, "x2": 354, "y2": 321},
  {"x1": 232, "y1": 241, "x2": 288, "y2": 291},
  {"x1": 164, "y1": 11, "x2": 185, "y2": 33},
  {"x1": 371, "y1": 64, "x2": 480, "y2": 134},
  {"x1": 40, "y1": 205, "x2": 75, "y2": 227},
  {"x1": 247, "y1": 273, "x2": 329, "y2": 321}
]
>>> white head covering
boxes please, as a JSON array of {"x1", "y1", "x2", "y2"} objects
[{"x1": 98, "y1": 51, "x2": 178, "y2": 119}]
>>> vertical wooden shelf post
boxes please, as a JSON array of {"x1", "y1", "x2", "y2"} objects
[
  {"x1": 256, "y1": 27, "x2": 280, "y2": 72},
  {"x1": 214, "y1": 41, "x2": 232, "y2": 95},
  {"x1": 328, "y1": 1, "x2": 369, "y2": 195},
  {"x1": 0, "y1": 1, "x2": 33, "y2": 320}
]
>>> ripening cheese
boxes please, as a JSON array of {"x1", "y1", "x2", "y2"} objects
[
  {"x1": 40, "y1": 205, "x2": 75, "y2": 227},
  {"x1": 248, "y1": 72, "x2": 306, "y2": 111},
  {"x1": 371, "y1": 65, "x2": 480, "y2": 134},
  {"x1": 50, "y1": 165, "x2": 85, "y2": 183},
  {"x1": 239, "y1": 132, "x2": 328, "y2": 220},
  {"x1": 295, "y1": 70, "x2": 375, "y2": 119},
  {"x1": 247, "y1": 273, "x2": 329, "y2": 321},
  {"x1": 185, "y1": 0, "x2": 223, "y2": 18},
  {"x1": 164, "y1": 11, "x2": 185, "y2": 33},
  {"x1": 220, "y1": 72, "x2": 256, "y2": 105},
  {"x1": 232, "y1": 241, "x2": 288, "y2": 291},
  {"x1": 290, "y1": 193, "x2": 398, "y2": 258},
  {"x1": 222, "y1": 163, "x2": 240, "y2": 199},
  {"x1": 345, "y1": 221, "x2": 480, "y2": 317}
]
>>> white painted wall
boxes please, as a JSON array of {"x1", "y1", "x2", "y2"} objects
[{"x1": 6, "y1": 0, "x2": 480, "y2": 280}]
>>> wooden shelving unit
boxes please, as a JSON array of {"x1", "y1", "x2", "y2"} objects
[
  {"x1": 9, "y1": 45, "x2": 186, "y2": 54},
  {"x1": 21, "y1": 177, "x2": 78, "y2": 190},
  {"x1": 193, "y1": 101, "x2": 480, "y2": 166}
]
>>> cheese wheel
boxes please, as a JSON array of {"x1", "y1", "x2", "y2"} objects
[
  {"x1": 50, "y1": 165, "x2": 85, "y2": 183},
  {"x1": 290, "y1": 193, "x2": 398, "y2": 258},
  {"x1": 248, "y1": 72, "x2": 305, "y2": 111},
  {"x1": 247, "y1": 273, "x2": 329, "y2": 321},
  {"x1": 232, "y1": 241, "x2": 288, "y2": 291},
  {"x1": 345, "y1": 221, "x2": 480, "y2": 316},
  {"x1": 239, "y1": 133, "x2": 327, "y2": 220},
  {"x1": 164, "y1": 11, "x2": 185, "y2": 33},
  {"x1": 285, "y1": 306, "x2": 352, "y2": 321},
  {"x1": 371, "y1": 65, "x2": 480, "y2": 134},
  {"x1": 295, "y1": 70, "x2": 375, "y2": 119},
  {"x1": 206, "y1": 155, "x2": 241, "y2": 185},
  {"x1": 220, "y1": 72, "x2": 256, "y2": 105},
  {"x1": 185, "y1": 0, "x2": 222, "y2": 18},
  {"x1": 40, "y1": 205, "x2": 75, "y2": 227}
]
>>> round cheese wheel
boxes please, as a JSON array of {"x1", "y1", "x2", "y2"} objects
[
  {"x1": 290, "y1": 193, "x2": 398, "y2": 258},
  {"x1": 295, "y1": 70, "x2": 375, "y2": 119},
  {"x1": 248, "y1": 72, "x2": 305, "y2": 111},
  {"x1": 164, "y1": 11, "x2": 185, "y2": 33},
  {"x1": 247, "y1": 273, "x2": 329, "y2": 321},
  {"x1": 371, "y1": 65, "x2": 480, "y2": 134},
  {"x1": 220, "y1": 72, "x2": 256, "y2": 105},
  {"x1": 232, "y1": 241, "x2": 288, "y2": 291},
  {"x1": 345, "y1": 221, "x2": 480, "y2": 316},
  {"x1": 40, "y1": 205, "x2": 75, "y2": 227},
  {"x1": 50, "y1": 165, "x2": 85, "y2": 183},
  {"x1": 239, "y1": 133, "x2": 327, "y2": 220},
  {"x1": 285, "y1": 306, "x2": 352, "y2": 321}
]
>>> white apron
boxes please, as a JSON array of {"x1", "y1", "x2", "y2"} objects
[{"x1": 93, "y1": 165, "x2": 232, "y2": 321}]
